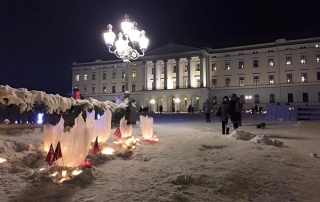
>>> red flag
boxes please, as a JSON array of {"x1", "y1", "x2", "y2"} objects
[
  {"x1": 53, "y1": 141, "x2": 62, "y2": 161},
  {"x1": 93, "y1": 136, "x2": 100, "y2": 155},
  {"x1": 113, "y1": 127, "x2": 122, "y2": 138},
  {"x1": 45, "y1": 144, "x2": 55, "y2": 166}
]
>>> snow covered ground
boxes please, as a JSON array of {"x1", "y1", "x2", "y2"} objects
[{"x1": 1, "y1": 113, "x2": 320, "y2": 202}]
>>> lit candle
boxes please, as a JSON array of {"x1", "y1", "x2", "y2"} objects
[
  {"x1": 132, "y1": 146, "x2": 136, "y2": 149},
  {"x1": 62, "y1": 170, "x2": 67, "y2": 177},
  {"x1": 0, "y1": 158, "x2": 7, "y2": 163}
]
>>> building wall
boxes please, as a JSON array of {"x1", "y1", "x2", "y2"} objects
[{"x1": 72, "y1": 38, "x2": 320, "y2": 112}]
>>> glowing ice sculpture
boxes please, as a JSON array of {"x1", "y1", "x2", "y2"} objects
[
  {"x1": 120, "y1": 116, "x2": 132, "y2": 138},
  {"x1": 91, "y1": 109, "x2": 112, "y2": 142},
  {"x1": 139, "y1": 115, "x2": 154, "y2": 139}
]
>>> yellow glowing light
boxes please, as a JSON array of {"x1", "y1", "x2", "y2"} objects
[
  {"x1": 60, "y1": 178, "x2": 66, "y2": 183},
  {"x1": 72, "y1": 169, "x2": 82, "y2": 176},
  {"x1": 39, "y1": 168, "x2": 45, "y2": 171},
  {"x1": 62, "y1": 170, "x2": 67, "y2": 177},
  {"x1": 101, "y1": 147, "x2": 115, "y2": 155},
  {"x1": 0, "y1": 158, "x2": 7, "y2": 163},
  {"x1": 50, "y1": 171, "x2": 58, "y2": 177},
  {"x1": 132, "y1": 146, "x2": 136, "y2": 149}
]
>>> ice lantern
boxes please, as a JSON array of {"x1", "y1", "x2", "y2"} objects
[
  {"x1": 139, "y1": 115, "x2": 154, "y2": 139},
  {"x1": 104, "y1": 24, "x2": 116, "y2": 47}
]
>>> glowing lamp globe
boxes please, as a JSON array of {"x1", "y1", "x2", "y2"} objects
[
  {"x1": 115, "y1": 33, "x2": 126, "y2": 52},
  {"x1": 121, "y1": 14, "x2": 133, "y2": 35},
  {"x1": 104, "y1": 24, "x2": 116, "y2": 48},
  {"x1": 130, "y1": 28, "x2": 141, "y2": 44},
  {"x1": 139, "y1": 30, "x2": 149, "y2": 52}
]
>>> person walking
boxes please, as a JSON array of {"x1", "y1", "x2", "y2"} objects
[
  {"x1": 159, "y1": 105, "x2": 163, "y2": 114},
  {"x1": 228, "y1": 93, "x2": 241, "y2": 129},
  {"x1": 220, "y1": 96, "x2": 230, "y2": 134},
  {"x1": 203, "y1": 99, "x2": 213, "y2": 123}
]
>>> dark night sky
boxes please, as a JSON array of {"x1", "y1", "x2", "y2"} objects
[{"x1": 1, "y1": 0, "x2": 320, "y2": 95}]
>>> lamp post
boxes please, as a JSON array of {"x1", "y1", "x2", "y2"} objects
[
  {"x1": 103, "y1": 14, "x2": 149, "y2": 93},
  {"x1": 245, "y1": 95, "x2": 252, "y2": 112}
]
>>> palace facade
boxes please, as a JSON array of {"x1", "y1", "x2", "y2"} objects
[{"x1": 72, "y1": 37, "x2": 320, "y2": 112}]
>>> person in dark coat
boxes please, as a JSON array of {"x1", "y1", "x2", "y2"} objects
[
  {"x1": 159, "y1": 106, "x2": 163, "y2": 114},
  {"x1": 203, "y1": 99, "x2": 213, "y2": 123},
  {"x1": 228, "y1": 93, "x2": 241, "y2": 129},
  {"x1": 220, "y1": 96, "x2": 230, "y2": 134}
]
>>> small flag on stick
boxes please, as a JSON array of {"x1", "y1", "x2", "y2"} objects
[
  {"x1": 93, "y1": 136, "x2": 100, "y2": 155},
  {"x1": 45, "y1": 143, "x2": 55, "y2": 166},
  {"x1": 53, "y1": 141, "x2": 62, "y2": 161},
  {"x1": 113, "y1": 127, "x2": 122, "y2": 138}
]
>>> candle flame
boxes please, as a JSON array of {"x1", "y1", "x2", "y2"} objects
[
  {"x1": 0, "y1": 158, "x2": 7, "y2": 163},
  {"x1": 60, "y1": 178, "x2": 66, "y2": 183},
  {"x1": 72, "y1": 169, "x2": 82, "y2": 176},
  {"x1": 50, "y1": 171, "x2": 58, "y2": 177},
  {"x1": 101, "y1": 147, "x2": 115, "y2": 155},
  {"x1": 39, "y1": 167, "x2": 45, "y2": 171}
]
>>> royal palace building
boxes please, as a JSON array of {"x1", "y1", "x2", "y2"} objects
[{"x1": 72, "y1": 37, "x2": 320, "y2": 112}]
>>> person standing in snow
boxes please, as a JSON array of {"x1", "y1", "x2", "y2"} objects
[
  {"x1": 220, "y1": 96, "x2": 230, "y2": 134},
  {"x1": 203, "y1": 99, "x2": 213, "y2": 123},
  {"x1": 228, "y1": 93, "x2": 241, "y2": 129}
]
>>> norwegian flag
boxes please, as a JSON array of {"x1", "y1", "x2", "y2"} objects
[
  {"x1": 45, "y1": 144, "x2": 55, "y2": 166},
  {"x1": 93, "y1": 136, "x2": 100, "y2": 155},
  {"x1": 113, "y1": 127, "x2": 122, "y2": 138},
  {"x1": 53, "y1": 141, "x2": 62, "y2": 161}
]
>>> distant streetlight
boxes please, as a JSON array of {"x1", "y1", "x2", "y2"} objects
[
  {"x1": 149, "y1": 99, "x2": 155, "y2": 104},
  {"x1": 103, "y1": 14, "x2": 149, "y2": 92}
]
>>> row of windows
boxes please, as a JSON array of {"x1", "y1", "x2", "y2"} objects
[
  {"x1": 212, "y1": 72, "x2": 320, "y2": 87},
  {"x1": 79, "y1": 84, "x2": 137, "y2": 94},
  {"x1": 75, "y1": 70, "x2": 137, "y2": 81},
  {"x1": 212, "y1": 92, "x2": 320, "y2": 104},
  {"x1": 211, "y1": 54, "x2": 320, "y2": 71}
]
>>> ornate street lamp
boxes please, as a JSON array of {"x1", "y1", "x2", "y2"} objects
[{"x1": 103, "y1": 14, "x2": 149, "y2": 92}]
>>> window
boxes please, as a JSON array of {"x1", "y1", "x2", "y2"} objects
[
  {"x1": 212, "y1": 79, "x2": 217, "y2": 88},
  {"x1": 112, "y1": 86, "x2": 116, "y2": 93},
  {"x1": 84, "y1": 74, "x2": 88, "y2": 81},
  {"x1": 112, "y1": 71, "x2": 116, "y2": 79},
  {"x1": 132, "y1": 70, "x2": 136, "y2": 77},
  {"x1": 212, "y1": 63, "x2": 217, "y2": 71},
  {"x1": 122, "y1": 70, "x2": 125, "y2": 78},
  {"x1": 269, "y1": 75, "x2": 274, "y2": 84},
  {"x1": 239, "y1": 61, "x2": 244, "y2": 69},
  {"x1": 239, "y1": 77, "x2": 245, "y2": 86},
  {"x1": 196, "y1": 64, "x2": 200, "y2": 71},
  {"x1": 225, "y1": 78, "x2": 230, "y2": 87},
  {"x1": 75, "y1": 74, "x2": 79, "y2": 81},
  {"x1": 288, "y1": 93, "x2": 293, "y2": 103},
  {"x1": 317, "y1": 72, "x2": 320, "y2": 81},
  {"x1": 151, "y1": 67, "x2": 154, "y2": 75},
  {"x1": 184, "y1": 65, "x2": 188, "y2": 72},
  {"x1": 161, "y1": 67, "x2": 164, "y2": 74},
  {"x1": 303, "y1": 92, "x2": 309, "y2": 102},
  {"x1": 268, "y1": 58, "x2": 274, "y2": 66},
  {"x1": 225, "y1": 62, "x2": 230, "y2": 70},
  {"x1": 254, "y1": 76, "x2": 259, "y2": 85},
  {"x1": 316, "y1": 54, "x2": 320, "y2": 63},
  {"x1": 184, "y1": 97, "x2": 187, "y2": 105},
  {"x1": 240, "y1": 95, "x2": 245, "y2": 104},
  {"x1": 173, "y1": 66, "x2": 177, "y2": 73},
  {"x1": 92, "y1": 73, "x2": 96, "y2": 80},
  {"x1": 197, "y1": 79, "x2": 200, "y2": 87},
  {"x1": 173, "y1": 80, "x2": 176, "y2": 89},
  {"x1": 286, "y1": 56, "x2": 292, "y2": 65},
  {"x1": 287, "y1": 74, "x2": 293, "y2": 83},
  {"x1": 253, "y1": 59, "x2": 259, "y2": 68},
  {"x1": 213, "y1": 96, "x2": 217, "y2": 105},
  {"x1": 270, "y1": 94, "x2": 275, "y2": 103},
  {"x1": 103, "y1": 86, "x2": 107, "y2": 94},
  {"x1": 254, "y1": 94, "x2": 260, "y2": 104},
  {"x1": 301, "y1": 72, "x2": 308, "y2": 83},
  {"x1": 84, "y1": 87, "x2": 87, "y2": 94},
  {"x1": 300, "y1": 55, "x2": 307, "y2": 64},
  {"x1": 184, "y1": 79, "x2": 188, "y2": 88},
  {"x1": 122, "y1": 84, "x2": 125, "y2": 92},
  {"x1": 103, "y1": 73, "x2": 107, "y2": 79},
  {"x1": 92, "y1": 86, "x2": 95, "y2": 94},
  {"x1": 132, "y1": 84, "x2": 136, "y2": 92}
]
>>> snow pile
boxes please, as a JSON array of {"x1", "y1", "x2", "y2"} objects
[{"x1": 228, "y1": 129, "x2": 255, "y2": 140}]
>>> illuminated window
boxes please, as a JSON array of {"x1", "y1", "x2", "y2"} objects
[
  {"x1": 161, "y1": 67, "x2": 164, "y2": 74},
  {"x1": 196, "y1": 64, "x2": 200, "y2": 71},
  {"x1": 316, "y1": 54, "x2": 320, "y2": 63},
  {"x1": 103, "y1": 86, "x2": 107, "y2": 93},
  {"x1": 132, "y1": 70, "x2": 136, "y2": 77},
  {"x1": 122, "y1": 70, "x2": 125, "y2": 78},
  {"x1": 225, "y1": 62, "x2": 230, "y2": 70},
  {"x1": 184, "y1": 65, "x2": 188, "y2": 72},
  {"x1": 287, "y1": 74, "x2": 293, "y2": 83},
  {"x1": 212, "y1": 63, "x2": 217, "y2": 71},
  {"x1": 269, "y1": 75, "x2": 274, "y2": 84},
  {"x1": 239, "y1": 61, "x2": 244, "y2": 69},
  {"x1": 268, "y1": 58, "x2": 274, "y2": 66},
  {"x1": 225, "y1": 78, "x2": 230, "y2": 87},
  {"x1": 300, "y1": 55, "x2": 307, "y2": 64},
  {"x1": 286, "y1": 56, "x2": 292, "y2": 65},
  {"x1": 301, "y1": 72, "x2": 308, "y2": 83},
  {"x1": 184, "y1": 79, "x2": 188, "y2": 88},
  {"x1": 84, "y1": 74, "x2": 88, "y2": 81},
  {"x1": 239, "y1": 77, "x2": 245, "y2": 86},
  {"x1": 75, "y1": 74, "x2": 79, "y2": 81},
  {"x1": 254, "y1": 76, "x2": 259, "y2": 85}
]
